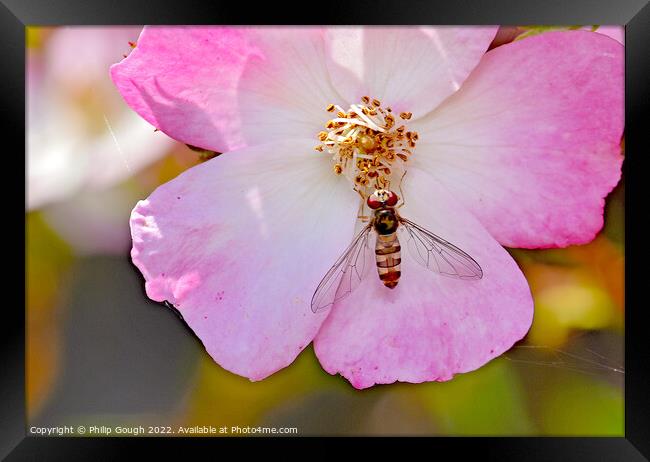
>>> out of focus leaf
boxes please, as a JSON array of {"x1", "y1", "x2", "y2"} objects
[
  {"x1": 26, "y1": 27, "x2": 53, "y2": 49},
  {"x1": 32, "y1": 257, "x2": 200, "y2": 426},
  {"x1": 417, "y1": 358, "x2": 535, "y2": 435},
  {"x1": 537, "y1": 373, "x2": 623, "y2": 435},
  {"x1": 261, "y1": 386, "x2": 437, "y2": 436},
  {"x1": 522, "y1": 255, "x2": 621, "y2": 347},
  {"x1": 182, "y1": 346, "x2": 338, "y2": 430},
  {"x1": 529, "y1": 283, "x2": 614, "y2": 347},
  {"x1": 515, "y1": 25, "x2": 595, "y2": 41},
  {"x1": 603, "y1": 181, "x2": 624, "y2": 246},
  {"x1": 26, "y1": 212, "x2": 73, "y2": 419},
  {"x1": 565, "y1": 237, "x2": 624, "y2": 316}
]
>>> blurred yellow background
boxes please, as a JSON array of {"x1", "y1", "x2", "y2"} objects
[{"x1": 26, "y1": 26, "x2": 624, "y2": 436}]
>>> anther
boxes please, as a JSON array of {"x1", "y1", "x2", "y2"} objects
[{"x1": 316, "y1": 97, "x2": 419, "y2": 194}]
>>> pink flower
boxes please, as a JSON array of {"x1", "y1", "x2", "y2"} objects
[{"x1": 111, "y1": 27, "x2": 623, "y2": 389}]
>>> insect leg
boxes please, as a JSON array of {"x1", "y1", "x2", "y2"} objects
[
  {"x1": 354, "y1": 186, "x2": 372, "y2": 221},
  {"x1": 396, "y1": 170, "x2": 407, "y2": 209}
]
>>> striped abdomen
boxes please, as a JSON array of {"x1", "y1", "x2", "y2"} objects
[{"x1": 375, "y1": 233, "x2": 401, "y2": 289}]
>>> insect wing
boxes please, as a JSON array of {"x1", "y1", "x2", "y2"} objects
[
  {"x1": 399, "y1": 217, "x2": 483, "y2": 280},
  {"x1": 311, "y1": 224, "x2": 373, "y2": 313}
]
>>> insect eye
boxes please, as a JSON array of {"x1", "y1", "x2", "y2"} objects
[
  {"x1": 385, "y1": 191, "x2": 398, "y2": 206},
  {"x1": 367, "y1": 195, "x2": 383, "y2": 209}
]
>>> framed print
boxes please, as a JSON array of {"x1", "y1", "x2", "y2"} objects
[{"x1": 4, "y1": 0, "x2": 649, "y2": 458}]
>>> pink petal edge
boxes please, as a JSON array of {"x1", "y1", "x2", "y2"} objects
[
  {"x1": 411, "y1": 31, "x2": 624, "y2": 248},
  {"x1": 314, "y1": 168, "x2": 534, "y2": 389},
  {"x1": 130, "y1": 139, "x2": 359, "y2": 380},
  {"x1": 111, "y1": 27, "x2": 342, "y2": 153}
]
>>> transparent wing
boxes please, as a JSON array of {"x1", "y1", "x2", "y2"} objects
[
  {"x1": 399, "y1": 217, "x2": 483, "y2": 280},
  {"x1": 311, "y1": 224, "x2": 374, "y2": 313}
]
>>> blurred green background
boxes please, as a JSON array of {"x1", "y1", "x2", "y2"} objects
[{"x1": 26, "y1": 26, "x2": 624, "y2": 436}]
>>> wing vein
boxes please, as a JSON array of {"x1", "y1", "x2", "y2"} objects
[
  {"x1": 399, "y1": 217, "x2": 483, "y2": 280},
  {"x1": 311, "y1": 223, "x2": 374, "y2": 313}
]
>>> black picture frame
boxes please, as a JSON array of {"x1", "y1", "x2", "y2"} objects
[{"x1": 5, "y1": 0, "x2": 649, "y2": 458}]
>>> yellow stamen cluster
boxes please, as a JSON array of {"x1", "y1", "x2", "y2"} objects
[{"x1": 315, "y1": 97, "x2": 418, "y2": 193}]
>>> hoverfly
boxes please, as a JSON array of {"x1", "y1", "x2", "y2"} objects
[{"x1": 311, "y1": 189, "x2": 483, "y2": 313}]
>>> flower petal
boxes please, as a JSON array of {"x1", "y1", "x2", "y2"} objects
[
  {"x1": 410, "y1": 31, "x2": 624, "y2": 248},
  {"x1": 110, "y1": 27, "x2": 254, "y2": 152},
  {"x1": 130, "y1": 140, "x2": 358, "y2": 380},
  {"x1": 324, "y1": 27, "x2": 498, "y2": 118},
  {"x1": 111, "y1": 27, "x2": 340, "y2": 152},
  {"x1": 313, "y1": 168, "x2": 533, "y2": 389},
  {"x1": 594, "y1": 26, "x2": 624, "y2": 45},
  {"x1": 236, "y1": 28, "x2": 344, "y2": 146}
]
